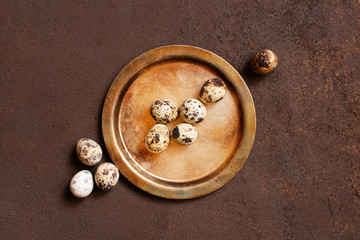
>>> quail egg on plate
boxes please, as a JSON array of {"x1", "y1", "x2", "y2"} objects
[
  {"x1": 150, "y1": 99, "x2": 179, "y2": 123},
  {"x1": 144, "y1": 124, "x2": 170, "y2": 153},
  {"x1": 171, "y1": 123, "x2": 197, "y2": 145},
  {"x1": 180, "y1": 99, "x2": 207, "y2": 124},
  {"x1": 199, "y1": 78, "x2": 227, "y2": 104}
]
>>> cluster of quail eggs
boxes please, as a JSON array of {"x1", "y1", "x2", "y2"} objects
[
  {"x1": 69, "y1": 49, "x2": 278, "y2": 197},
  {"x1": 144, "y1": 77, "x2": 227, "y2": 153},
  {"x1": 69, "y1": 138, "x2": 120, "y2": 198}
]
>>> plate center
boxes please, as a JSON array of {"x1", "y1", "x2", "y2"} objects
[{"x1": 120, "y1": 60, "x2": 241, "y2": 182}]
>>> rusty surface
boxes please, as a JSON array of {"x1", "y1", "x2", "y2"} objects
[{"x1": 1, "y1": 0, "x2": 359, "y2": 239}]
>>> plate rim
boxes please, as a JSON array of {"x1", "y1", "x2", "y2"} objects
[{"x1": 102, "y1": 45, "x2": 256, "y2": 199}]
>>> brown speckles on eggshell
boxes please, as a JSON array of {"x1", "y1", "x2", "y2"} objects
[
  {"x1": 150, "y1": 99, "x2": 179, "y2": 123},
  {"x1": 76, "y1": 138, "x2": 103, "y2": 166},
  {"x1": 144, "y1": 124, "x2": 170, "y2": 153},
  {"x1": 112, "y1": 172, "x2": 117, "y2": 180},
  {"x1": 95, "y1": 163, "x2": 119, "y2": 191},
  {"x1": 251, "y1": 49, "x2": 278, "y2": 75},
  {"x1": 180, "y1": 99, "x2": 207, "y2": 124},
  {"x1": 212, "y1": 78, "x2": 225, "y2": 87},
  {"x1": 199, "y1": 78, "x2": 227, "y2": 104},
  {"x1": 171, "y1": 123, "x2": 197, "y2": 145},
  {"x1": 195, "y1": 118, "x2": 204, "y2": 123}
]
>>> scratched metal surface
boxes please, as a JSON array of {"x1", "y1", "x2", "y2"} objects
[{"x1": 1, "y1": 0, "x2": 359, "y2": 239}]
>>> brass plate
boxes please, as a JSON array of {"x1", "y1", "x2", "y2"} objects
[{"x1": 102, "y1": 45, "x2": 256, "y2": 199}]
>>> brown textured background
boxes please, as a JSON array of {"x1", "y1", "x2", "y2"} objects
[{"x1": 1, "y1": 0, "x2": 359, "y2": 239}]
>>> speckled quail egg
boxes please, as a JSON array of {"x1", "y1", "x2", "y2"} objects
[
  {"x1": 199, "y1": 78, "x2": 227, "y2": 104},
  {"x1": 251, "y1": 49, "x2": 278, "y2": 74},
  {"x1": 76, "y1": 138, "x2": 102, "y2": 166},
  {"x1": 150, "y1": 99, "x2": 179, "y2": 123},
  {"x1": 70, "y1": 170, "x2": 93, "y2": 198},
  {"x1": 180, "y1": 99, "x2": 207, "y2": 124},
  {"x1": 144, "y1": 124, "x2": 170, "y2": 153},
  {"x1": 94, "y1": 162, "x2": 120, "y2": 191},
  {"x1": 171, "y1": 123, "x2": 197, "y2": 145}
]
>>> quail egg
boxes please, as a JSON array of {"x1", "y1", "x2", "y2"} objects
[
  {"x1": 171, "y1": 123, "x2": 197, "y2": 145},
  {"x1": 144, "y1": 124, "x2": 170, "y2": 153},
  {"x1": 70, "y1": 170, "x2": 93, "y2": 198},
  {"x1": 180, "y1": 99, "x2": 207, "y2": 124},
  {"x1": 150, "y1": 99, "x2": 179, "y2": 123},
  {"x1": 94, "y1": 162, "x2": 120, "y2": 191},
  {"x1": 76, "y1": 138, "x2": 102, "y2": 166},
  {"x1": 199, "y1": 78, "x2": 227, "y2": 104},
  {"x1": 251, "y1": 49, "x2": 278, "y2": 74}
]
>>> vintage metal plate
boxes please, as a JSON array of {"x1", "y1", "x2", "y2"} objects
[{"x1": 102, "y1": 45, "x2": 256, "y2": 199}]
